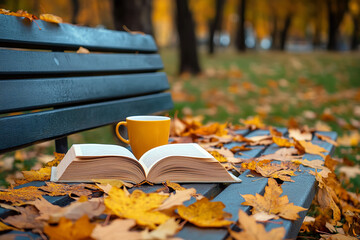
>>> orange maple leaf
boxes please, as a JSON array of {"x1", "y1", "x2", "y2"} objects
[
  {"x1": 40, "y1": 13, "x2": 63, "y2": 24},
  {"x1": 241, "y1": 178, "x2": 307, "y2": 220},
  {"x1": 44, "y1": 215, "x2": 95, "y2": 240},
  {"x1": 298, "y1": 140, "x2": 328, "y2": 158}
]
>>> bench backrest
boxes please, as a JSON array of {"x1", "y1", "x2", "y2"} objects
[{"x1": 0, "y1": 15, "x2": 173, "y2": 154}]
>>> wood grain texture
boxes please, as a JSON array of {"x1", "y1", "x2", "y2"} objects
[
  {"x1": 0, "y1": 49, "x2": 163, "y2": 76},
  {"x1": 0, "y1": 92, "x2": 173, "y2": 153},
  {"x1": 0, "y1": 15, "x2": 157, "y2": 52},
  {"x1": 0, "y1": 72, "x2": 169, "y2": 113}
]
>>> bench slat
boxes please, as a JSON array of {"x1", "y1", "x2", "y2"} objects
[
  {"x1": 0, "y1": 15, "x2": 157, "y2": 53},
  {"x1": 0, "y1": 92, "x2": 173, "y2": 153},
  {"x1": 0, "y1": 49, "x2": 163, "y2": 76},
  {"x1": 0, "y1": 72, "x2": 169, "y2": 113}
]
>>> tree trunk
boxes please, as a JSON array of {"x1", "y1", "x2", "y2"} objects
[
  {"x1": 113, "y1": 0, "x2": 154, "y2": 35},
  {"x1": 326, "y1": 0, "x2": 349, "y2": 51},
  {"x1": 71, "y1": 0, "x2": 79, "y2": 24},
  {"x1": 235, "y1": 0, "x2": 246, "y2": 51},
  {"x1": 351, "y1": 15, "x2": 359, "y2": 50},
  {"x1": 208, "y1": 0, "x2": 226, "y2": 54},
  {"x1": 279, "y1": 14, "x2": 292, "y2": 50},
  {"x1": 271, "y1": 15, "x2": 279, "y2": 49},
  {"x1": 175, "y1": 0, "x2": 201, "y2": 75}
]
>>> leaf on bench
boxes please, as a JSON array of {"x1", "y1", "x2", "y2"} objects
[
  {"x1": 241, "y1": 178, "x2": 306, "y2": 220},
  {"x1": 229, "y1": 210, "x2": 285, "y2": 240},
  {"x1": 177, "y1": 198, "x2": 233, "y2": 227}
]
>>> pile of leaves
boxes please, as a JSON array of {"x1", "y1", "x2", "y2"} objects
[
  {"x1": 0, "y1": 116, "x2": 358, "y2": 239},
  {"x1": 0, "y1": 8, "x2": 63, "y2": 25}
]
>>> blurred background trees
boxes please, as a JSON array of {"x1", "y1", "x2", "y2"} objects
[{"x1": 1, "y1": 0, "x2": 359, "y2": 74}]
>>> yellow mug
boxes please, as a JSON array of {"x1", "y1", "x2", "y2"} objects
[{"x1": 115, "y1": 116, "x2": 171, "y2": 159}]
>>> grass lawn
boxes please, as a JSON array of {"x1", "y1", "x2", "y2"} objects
[{"x1": 1, "y1": 49, "x2": 360, "y2": 192}]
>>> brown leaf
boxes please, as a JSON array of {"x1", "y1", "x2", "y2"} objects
[
  {"x1": 316, "y1": 133, "x2": 339, "y2": 146},
  {"x1": 91, "y1": 219, "x2": 140, "y2": 240},
  {"x1": 76, "y1": 46, "x2": 90, "y2": 54},
  {"x1": 44, "y1": 215, "x2": 95, "y2": 240},
  {"x1": 164, "y1": 181, "x2": 186, "y2": 191},
  {"x1": 229, "y1": 210, "x2": 285, "y2": 240},
  {"x1": 0, "y1": 221, "x2": 16, "y2": 232},
  {"x1": 3, "y1": 205, "x2": 44, "y2": 230},
  {"x1": 241, "y1": 178, "x2": 306, "y2": 220},
  {"x1": 28, "y1": 197, "x2": 63, "y2": 222},
  {"x1": 177, "y1": 198, "x2": 232, "y2": 227},
  {"x1": 44, "y1": 152, "x2": 65, "y2": 167},
  {"x1": 39, "y1": 182, "x2": 97, "y2": 197}
]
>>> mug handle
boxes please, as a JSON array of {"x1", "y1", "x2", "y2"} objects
[{"x1": 115, "y1": 121, "x2": 130, "y2": 144}]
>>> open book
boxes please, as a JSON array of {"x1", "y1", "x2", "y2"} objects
[{"x1": 50, "y1": 143, "x2": 241, "y2": 184}]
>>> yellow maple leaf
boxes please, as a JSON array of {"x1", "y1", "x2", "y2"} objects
[
  {"x1": 242, "y1": 160, "x2": 296, "y2": 182},
  {"x1": 104, "y1": 187, "x2": 170, "y2": 229},
  {"x1": 44, "y1": 215, "x2": 95, "y2": 240},
  {"x1": 240, "y1": 115, "x2": 265, "y2": 129},
  {"x1": 21, "y1": 167, "x2": 51, "y2": 182},
  {"x1": 177, "y1": 198, "x2": 233, "y2": 227},
  {"x1": 209, "y1": 150, "x2": 228, "y2": 162},
  {"x1": 188, "y1": 122, "x2": 228, "y2": 136},
  {"x1": 40, "y1": 13, "x2": 63, "y2": 24},
  {"x1": 272, "y1": 136, "x2": 293, "y2": 148},
  {"x1": 229, "y1": 210, "x2": 285, "y2": 240},
  {"x1": 299, "y1": 140, "x2": 328, "y2": 158},
  {"x1": 241, "y1": 178, "x2": 306, "y2": 220},
  {"x1": 45, "y1": 152, "x2": 65, "y2": 167},
  {"x1": 0, "y1": 186, "x2": 44, "y2": 205},
  {"x1": 164, "y1": 181, "x2": 186, "y2": 191}
]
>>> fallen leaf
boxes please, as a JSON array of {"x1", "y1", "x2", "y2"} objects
[
  {"x1": 338, "y1": 165, "x2": 360, "y2": 179},
  {"x1": 177, "y1": 198, "x2": 233, "y2": 227},
  {"x1": 229, "y1": 210, "x2": 285, "y2": 240},
  {"x1": 44, "y1": 215, "x2": 95, "y2": 240},
  {"x1": 40, "y1": 13, "x2": 63, "y2": 23},
  {"x1": 3, "y1": 205, "x2": 43, "y2": 230},
  {"x1": 164, "y1": 181, "x2": 186, "y2": 191},
  {"x1": 28, "y1": 197, "x2": 63, "y2": 222},
  {"x1": 0, "y1": 186, "x2": 44, "y2": 205},
  {"x1": 320, "y1": 233, "x2": 358, "y2": 240},
  {"x1": 157, "y1": 188, "x2": 196, "y2": 211},
  {"x1": 316, "y1": 133, "x2": 339, "y2": 146},
  {"x1": 44, "y1": 152, "x2": 65, "y2": 167},
  {"x1": 241, "y1": 178, "x2": 306, "y2": 220},
  {"x1": 272, "y1": 136, "x2": 293, "y2": 147},
  {"x1": 315, "y1": 173, "x2": 341, "y2": 222},
  {"x1": 39, "y1": 182, "x2": 97, "y2": 197},
  {"x1": 141, "y1": 218, "x2": 183, "y2": 240},
  {"x1": 299, "y1": 140, "x2": 328, "y2": 158},
  {"x1": 21, "y1": 167, "x2": 51, "y2": 182},
  {"x1": 289, "y1": 129, "x2": 312, "y2": 141},
  {"x1": 91, "y1": 219, "x2": 141, "y2": 240},
  {"x1": 252, "y1": 211, "x2": 278, "y2": 222},
  {"x1": 0, "y1": 221, "x2": 16, "y2": 232},
  {"x1": 240, "y1": 116, "x2": 265, "y2": 129},
  {"x1": 104, "y1": 187, "x2": 170, "y2": 229},
  {"x1": 94, "y1": 179, "x2": 133, "y2": 194},
  {"x1": 230, "y1": 145, "x2": 252, "y2": 153},
  {"x1": 170, "y1": 114, "x2": 187, "y2": 137},
  {"x1": 76, "y1": 46, "x2": 90, "y2": 54}
]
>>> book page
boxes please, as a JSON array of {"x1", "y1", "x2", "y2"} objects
[
  {"x1": 74, "y1": 144, "x2": 136, "y2": 159},
  {"x1": 139, "y1": 143, "x2": 213, "y2": 174}
]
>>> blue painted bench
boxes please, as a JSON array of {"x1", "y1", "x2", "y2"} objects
[{"x1": 0, "y1": 14, "x2": 338, "y2": 240}]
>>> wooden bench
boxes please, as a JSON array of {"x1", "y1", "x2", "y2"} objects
[
  {"x1": 0, "y1": 14, "x2": 173, "y2": 154},
  {"x1": 0, "y1": 15, "x2": 338, "y2": 240}
]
